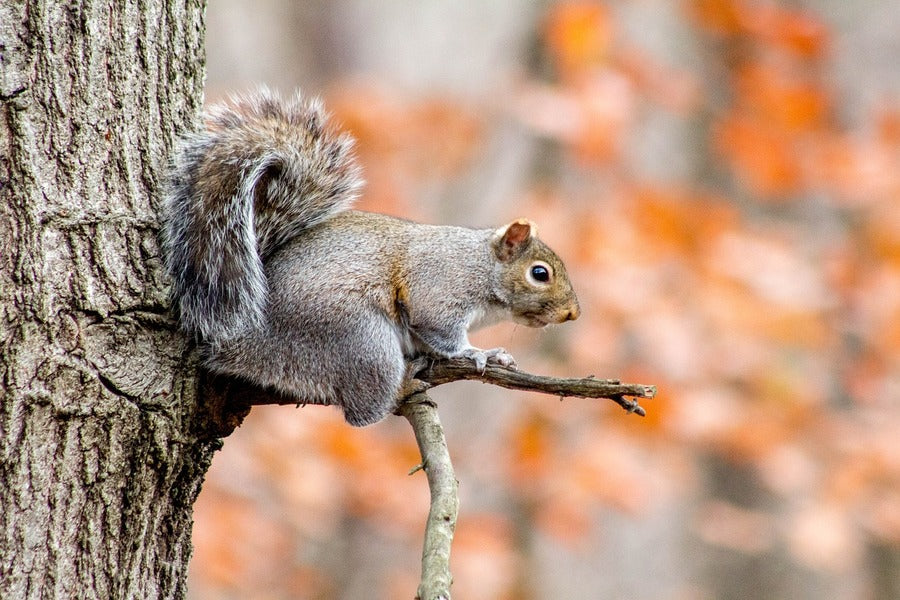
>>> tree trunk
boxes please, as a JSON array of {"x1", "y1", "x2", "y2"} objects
[{"x1": 0, "y1": 1, "x2": 217, "y2": 598}]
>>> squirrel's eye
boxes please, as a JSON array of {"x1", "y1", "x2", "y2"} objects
[{"x1": 530, "y1": 264, "x2": 550, "y2": 283}]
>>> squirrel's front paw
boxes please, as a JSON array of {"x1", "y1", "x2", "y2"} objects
[
  {"x1": 484, "y1": 347, "x2": 517, "y2": 369},
  {"x1": 460, "y1": 346, "x2": 517, "y2": 371}
]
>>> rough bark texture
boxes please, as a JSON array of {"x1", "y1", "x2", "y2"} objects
[{"x1": 0, "y1": 1, "x2": 213, "y2": 598}]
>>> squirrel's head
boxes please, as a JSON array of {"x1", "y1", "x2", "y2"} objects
[{"x1": 491, "y1": 219, "x2": 580, "y2": 328}]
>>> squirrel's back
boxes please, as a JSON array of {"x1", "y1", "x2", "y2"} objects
[{"x1": 161, "y1": 88, "x2": 363, "y2": 344}]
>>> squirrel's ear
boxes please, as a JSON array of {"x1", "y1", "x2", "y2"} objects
[{"x1": 492, "y1": 218, "x2": 536, "y2": 262}]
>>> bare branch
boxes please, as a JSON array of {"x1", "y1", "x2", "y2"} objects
[
  {"x1": 228, "y1": 357, "x2": 655, "y2": 418},
  {"x1": 397, "y1": 393, "x2": 458, "y2": 600},
  {"x1": 390, "y1": 361, "x2": 655, "y2": 598},
  {"x1": 417, "y1": 358, "x2": 655, "y2": 417}
]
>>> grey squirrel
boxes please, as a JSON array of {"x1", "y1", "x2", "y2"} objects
[{"x1": 161, "y1": 89, "x2": 580, "y2": 426}]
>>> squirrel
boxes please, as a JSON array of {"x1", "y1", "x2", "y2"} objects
[{"x1": 161, "y1": 88, "x2": 580, "y2": 426}]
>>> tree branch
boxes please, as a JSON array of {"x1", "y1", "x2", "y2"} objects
[
  {"x1": 226, "y1": 357, "x2": 656, "y2": 417},
  {"x1": 416, "y1": 357, "x2": 655, "y2": 417},
  {"x1": 391, "y1": 360, "x2": 654, "y2": 599},
  {"x1": 397, "y1": 393, "x2": 457, "y2": 600}
]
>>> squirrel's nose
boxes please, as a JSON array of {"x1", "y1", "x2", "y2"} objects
[{"x1": 563, "y1": 303, "x2": 580, "y2": 322}]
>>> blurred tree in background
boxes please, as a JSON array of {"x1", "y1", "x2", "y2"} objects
[{"x1": 189, "y1": 2, "x2": 900, "y2": 599}]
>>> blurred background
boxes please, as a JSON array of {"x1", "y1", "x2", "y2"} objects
[{"x1": 188, "y1": 1, "x2": 900, "y2": 598}]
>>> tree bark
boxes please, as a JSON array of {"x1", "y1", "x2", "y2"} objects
[{"x1": 0, "y1": 1, "x2": 214, "y2": 598}]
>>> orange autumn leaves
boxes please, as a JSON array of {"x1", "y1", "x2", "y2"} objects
[
  {"x1": 544, "y1": 2, "x2": 614, "y2": 79},
  {"x1": 509, "y1": 0, "x2": 900, "y2": 572},
  {"x1": 689, "y1": 0, "x2": 829, "y2": 57},
  {"x1": 706, "y1": 4, "x2": 832, "y2": 199},
  {"x1": 693, "y1": 0, "x2": 899, "y2": 204},
  {"x1": 521, "y1": 3, "x2": 699, "y2": 165},
  {"x1": 326, "y1": 84, "x2": 484, "y2": 218},
  {"x1": 539, "y1": 0, "x2": 900, "y2": 208}
]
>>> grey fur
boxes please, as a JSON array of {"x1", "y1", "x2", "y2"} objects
[{"x1": 161, "y1": 90, "x2": 579, "y2": 426}]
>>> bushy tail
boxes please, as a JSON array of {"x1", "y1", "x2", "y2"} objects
[{"x1": 161, "y1": 88, "x2": 363, "y2": 344}]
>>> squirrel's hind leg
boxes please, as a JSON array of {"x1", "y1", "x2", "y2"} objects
[
  {"x1": 205, "y1": 312, "x2": 405, "y2": 427},
  {"x1": 329, "y1": 315, "x2": 407, "y2": 427}
]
